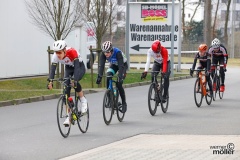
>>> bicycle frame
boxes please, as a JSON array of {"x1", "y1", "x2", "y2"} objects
[{"x1": 198, "y1": 71, "x2": 207, "y2": 96}]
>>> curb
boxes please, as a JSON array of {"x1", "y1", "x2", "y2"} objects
[{"x1": 0, "y1": 75, "x2": 193, "y2": 107}]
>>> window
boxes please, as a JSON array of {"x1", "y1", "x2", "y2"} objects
[
  {"x1": 221, "y1": 0, "x2": 228, "y2": 3},
  {"x1": 117, "y1": 12, "x2": 122, "y2": 21}
]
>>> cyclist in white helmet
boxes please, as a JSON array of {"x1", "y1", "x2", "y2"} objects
[
  {"x1": 96, "y1": 41, "x2": 128, "y2": 113},
  {"x1": 48, "y1": 40, "x2": 88, "y2": 126},
  {"x1": 208, "y1": 38, "x2": 228, "y2": 92}
]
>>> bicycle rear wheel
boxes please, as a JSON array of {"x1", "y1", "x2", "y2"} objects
[
  {"x1": 218, "y1": 76, "x2": 224, "y2": 99},
  {"x1": 205, "y1": 81, "x2": 213, "y2": 105},
  {"x1": 116, "y1": 88, "x2": 125, "y2": 122},
  {"x1": 212, "y1": 75, "x2": 217, "y2": 101},
  {"x1": 76, "y1": 98, "x2": 89, "y2": 133},
  {"x1": 159, "y1": 82, "x2": 169, "y2": 113},
  {"x1": 103, "y1": 90, "x2": 114, "y2": 125},
  {"x1": 194, "y1": 78, "x2": 203, "y2": 107},
  {"x1": 57, "y1": 96, "x2": 71, "y2": 138},
  {"x1": 148, "y1": 83, "x2": 158, "y2": 116}
]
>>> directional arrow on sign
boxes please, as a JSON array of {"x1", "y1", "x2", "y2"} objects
[
  {"x1": 131, "y1": 44, "x2": 149, "y2": 51},
  {"x1": 131, "y1": 44, "x2": 177, "y2": 52}
]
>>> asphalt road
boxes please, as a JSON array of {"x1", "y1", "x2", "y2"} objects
[{"x1": 0, "y1": 67, "x2": 239, "y2": 160}]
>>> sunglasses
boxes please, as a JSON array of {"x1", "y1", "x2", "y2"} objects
[
  {"x1": 56, "y1": 51, "x2": 62, "y2": 55},
  {"x1": 104, "y1": 51, "x2": 111, "y2": 54}
]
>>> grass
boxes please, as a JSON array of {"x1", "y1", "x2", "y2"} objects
[{"x1": 0, "y1": 69, "x2": 188, "y2": 102}]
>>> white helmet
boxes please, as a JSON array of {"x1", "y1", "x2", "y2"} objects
[
  {"x1": 101, "y1": 41, "x2": 112, "y2": 52},
  {"x1": 53, "y1": 40, "x2": 67, "y2": 51},
  {"x1": 211, "y1": 38, "x2": 220, "y2": 48}
]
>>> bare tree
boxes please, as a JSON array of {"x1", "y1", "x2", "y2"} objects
[
  {"x1": 25, "y1": 0, "x2": 82, "y2": 40},
  {"x1": 25, "y1": 0, "x2": 83, "y2": 85},
  {"x1": 190, "y1": 0, "x2": 201, "y2": 23},
  {"x1": 223, "y1": 0, "x2": 232, "y2": 45},
  {"x1": 212, "y1": 0, "x2": 220, "y2": 39},
  {"x1": 204, "y1": 0, "x2": 212, "y2": 46},
  {"x1": 80, "y1": 0, "x2": 118, "y2": 50}
]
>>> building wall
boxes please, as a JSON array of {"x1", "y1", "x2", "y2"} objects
[{"x1": 0, "y1": 0, "x2": 76, "y2": 78}]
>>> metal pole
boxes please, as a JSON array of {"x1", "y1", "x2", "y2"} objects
[
  {"x1": 231, "y1": 0, "x2": 235, "y2": 58},
  {"x1": 170, "y1": 0, "x2": 175, "y2": 77},
  {"x1": 126, "y1": 0, "x2": 130, "y2": 70}
]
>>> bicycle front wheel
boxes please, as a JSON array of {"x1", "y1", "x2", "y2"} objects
[
  {"x1": 116, "y1": 88, "x2": 125, "y2": 122},
  {"x1": 205, "y1": 81, "x2": 213, "y2": 105},
  {"x1": 218, "y1": 76, "x2": 224, "y2": 99},
  {"x1": 212, "y1": 75, "x2": 217, "y2": 101},
  {"x1": 159, "y1": 83, "x2": 169, "y2": 113},
  {"x1": 76, "y1": 98, "x2": 89, "y2": 133},
  {"x1": 194, "y1": 78, "x2": 203, "y2": 107},
  {"x1": 103, "y1": 90, "x2": 114, "y2": 125},
  {"x1": 57, "y1": 96, "x2": 71, "y2": 138},
  {"x1": 148, "y1": 83, "x2": 158, "y2": 116}
]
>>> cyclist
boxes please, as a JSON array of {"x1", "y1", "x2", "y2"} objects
[
  {"x1": 190, "y1": 44, "x2": 213, "y2": 96},
  {"x1": 47, "y1": 40, "x2": 87, "y2": 126},
  {"x1": 208, "y1": 38, "x2": 228, "y2": 92},
  {"x1": 141, "y1": 40, "x2": 171, "y2": 103},
  {"x1": 96, "y1": 41, "x2": 128, "y2": 113}
]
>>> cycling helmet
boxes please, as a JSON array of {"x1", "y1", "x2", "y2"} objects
[
  {"x1": 101, "y1": 41, "x2": 113, "y2": 52},
  {"x1": 198, "y1": 44, "x2": 208, "y2": 52},
  {"x1": 53, "y1": 40, "x2": 67, "y2": 51},
  {"x1": 151, "y1": 40, "x2": 161, "y2": 53},
  {"x1": 211, "y1": 38, "x2": 220, "y2": 48}
]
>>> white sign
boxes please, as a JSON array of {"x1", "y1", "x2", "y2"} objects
[{"x1": 128, "y1": 2, "x2": 180, "y2": 54}]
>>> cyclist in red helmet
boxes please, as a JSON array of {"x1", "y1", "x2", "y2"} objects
[
  {"x1": 141, "y1": 40, "x2": 171, "y2": 103},
  {"x1": 190, "y1": 44, "x2": 213, "y2": 96}
]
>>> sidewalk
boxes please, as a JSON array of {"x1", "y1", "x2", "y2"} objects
[{"x1": 60, "y1": 134, "x2": 240, "y2": 160}]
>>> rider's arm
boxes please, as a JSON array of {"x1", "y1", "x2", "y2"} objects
[
  {"x1": 98, "y1": 53, "x2": 106, "y2": 76},
  {"x1": 191, "y1": 53, "x2": 198, "y2": 70},
  {"x1": 206, "y1": 52, "x2": 211, "y2": 71},
  {"x1": 220, "y1": 45, "x2": 228, "y2": 65},
  {"x1": 49, "y1": 63, "x2": 57, "y2": 80},
  {"x1": 161, "y1": 47, "x2": 168, "y2": 73},
  {"x1": 49, "y1": 54, "x2": 59, "y2": 80},
  {"x1": 116, "y1": 51, "x2": 124, "y2": 79},
  {"x1": 144, "y1": 49, "x2": 152, "y2": 72},
  {"x1": 73, "y1": 58, "x2": 81, "y2": 81}
]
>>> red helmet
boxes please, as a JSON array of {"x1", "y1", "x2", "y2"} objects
[{"x1": 151, "y1": 40, "x2": 161, "y2": 53}]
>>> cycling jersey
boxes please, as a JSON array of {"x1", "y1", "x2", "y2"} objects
[
  {"x1": 51, "y1": 47, "x2": 83, "y2": 66},
  {"x1": 106, "y1": 48, "x2": 127, "y2": 65},
  {"x1": 191, "y1": 52, "x2": 211, "y2": 71},
  {"x1": 98, "y1": 47, "x2": 127, "y2": 78},
  {"x1": 49, "y1": 47, "x2": 85, "y2": 81},
  {"x1": 208, "y1": 44, "x2": 228, "y2": 65},
  {"x1": 144, "y1": 46, "x2": 169, "y2": 73}
]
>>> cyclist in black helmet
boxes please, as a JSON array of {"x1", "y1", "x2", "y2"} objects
[{"x1": 96, "y1": 41, "x2": 128, "y2": 113}]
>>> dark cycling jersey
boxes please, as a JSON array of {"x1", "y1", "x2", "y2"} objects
[{"x1": 191, "y1": 51, "x2": 211, "y2": 71}]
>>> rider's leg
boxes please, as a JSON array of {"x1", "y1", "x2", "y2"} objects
[
  {"x1": 219, "y1": 58, "x2": 225, "y2": 92},
  {"x1": 163, "y1": 61, "x2": 171, "y2": 98}
]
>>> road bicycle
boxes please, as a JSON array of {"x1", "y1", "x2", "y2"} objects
[
  {"x1": 52, "y1": 77, "x2": 89, "y2": 138},
  {"x1": 212, "y1": 64, "x2": 224, "y2": 100},
  {"x1": 148, "y1": 71, "x2": 169, "y2": 116},
  {"x1": 102, "y1": 75, "x2": 125, "y2": 125},
  {"x1": 192, "y1": 69, "x2": 212, "y2": 107}
]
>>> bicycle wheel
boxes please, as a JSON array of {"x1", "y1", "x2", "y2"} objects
[
  {"x1": 76, "y1": 98, "x2": 89, "y2": 133},
  {"x1": 57, "y1": 96, "x2": 71, "y2": 138},
  {"x1": 194, "y1": 78, "x2": 203, "y2": 107},
  {"x1": 205, "y1": 81, "x2": 213, "y2": 105},
  {"x1": 148, "y1": 83, "x2": 158, "y2": 116},
  {"x1": 159, "y1": 82, "x2": 169, "y2": 113},
  {"x1": 212, "y1": 75, "x2": 217, "y2": 101},
  {"x1": 116, "y1": 88, "x2": 125, "y2": 122},
  {"x1": 218, "y1": 76, "x2": 224, "y2": 99},
  {"x1": 103, "y1": 90, "x2": 114, "y2": 125}
]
